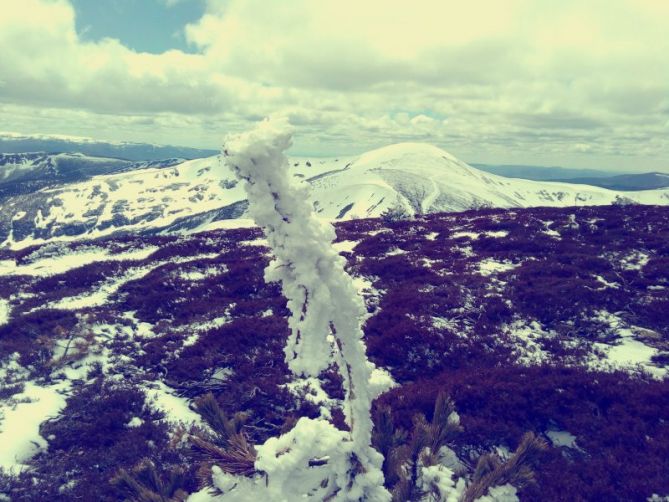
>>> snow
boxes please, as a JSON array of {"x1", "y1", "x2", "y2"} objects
[
  {"x1": 417, "y1": 463, "x2": 466, "y2": 501},
  {"x1": 210, "y1": 418, "x2": 362, "y2": 501},
  {"x1": 0, "y1": 381, "x2": 70, "y2": 471},
  {"x1": 0, "y1": 299, "x2": 9, "y2": 326},
  {"x1": 368, "y1": 366, "x2": 397, "y2": 397},
  {"x1": 286, "y1": 378, "x2": 337, "y2": 418},
  {"x1": 432, "y1": 316, "x2": 462, "y2": 333},
  {"x1": 47, "y1": 265, "x2": 156, "y2": 310},
  {"x1": 595, "y1": 275, "x2": 620, "y2": 289},
  {"x1": 179, "y1": 264, "x2": 226, "y2": 281},
  {"x1": 505, "y1": 320, "x2": 550, "y2": 365},
  {"x1": 0, "y1": 353, "x2": 28, "y2": 384},
  {"x1": 332, "y1": 239, "x2": 359, "y2": 253},
  {"x1": 478, "y1": 258, "x2": 518, "y2": 276},
  {"x1": 451, "y1": 231, "x2": 480, "y2": 239},
  {"x1": 0, "y1": 246, "x2": 158, "y2": 278},
  {"x1": 595, "y1": 337, "x2": 664, "y2": 378},
  {"x1": 620, "y1": 251, "x2": 650, "y2": 271},
  {"x1": 591, "y1": 311, "x2": 665, "y2": 379},
  {"x1": 126, "y1": 416, "x2": 144, "y2": 428},
  {"x1": 195, "y1": 218, "x2": 257, "y2": 233},
  {"x1": 41, "y1": 252, "x2": 218, "y2": 311},
  {"x1": 386, "y1": 247, "x2": 406, "y2": 256},
  {"x1": 144, "y1": 382, "x2": 202, "y2": 426},
  {"x1": 542, "y1": 227, "x2": 561, "y2": 239},
  {"x1": 239, "y1": 238, "x2": 269, "y2": 247},
  {"x1": 224, "y1": 118, "x2": 390, "y2": 500},
  {"x1": 545, "y1": 429, "x2": 578, "y2": 448},
  {"x1": 452, "y1": 230, "x2": 508, "y2": 240}
]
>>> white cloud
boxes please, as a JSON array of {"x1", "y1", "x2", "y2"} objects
[{"x1": 0, "y1": 0, "x2": 667, "y2": 169}]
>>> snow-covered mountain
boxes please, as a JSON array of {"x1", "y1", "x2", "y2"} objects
[
  {"x1": 0, "y1": 132, "x2": 217, "y2": 161},
  {"x1": 0, "y1": 152, "x2": 183, "y2": 199},
  {"x1": 1, "y1": 143, "x2": 668, "y2": 248}
]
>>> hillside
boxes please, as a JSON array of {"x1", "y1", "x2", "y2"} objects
[
  {"x1": 1, "y1": 143, "x2": 667, "y2": 249},
  {"x1": 0, "y1": 132, "x2": 218, "y2": 162},
  {"x1": 0, "y1": 152, "x2": 185, "y2": 200},
  {"x1": 554, "y1": 172, "x2": 669, "y2": 191},
  {"x1": 0, "y1": 205, "x2": 667, "y2": 500}
]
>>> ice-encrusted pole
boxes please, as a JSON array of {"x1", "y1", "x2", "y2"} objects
[{"x1": 222, "y1": 118, "x2": 389, "y2": 500}]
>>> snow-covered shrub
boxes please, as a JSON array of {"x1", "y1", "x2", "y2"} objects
[{"x1": 212, "y1": 118, "x2": 390, "y2": 500}]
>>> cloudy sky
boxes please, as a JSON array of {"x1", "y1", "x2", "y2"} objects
[{"x1": 1, "y1": 0, "x2": 668, "y2": 171}]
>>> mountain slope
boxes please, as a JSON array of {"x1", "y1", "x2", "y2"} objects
[
  {"x1": 311, "y1": 143, "x2": 668, "y2": 218},
  {"x1": 0, "y1": 152, "x2": 183, "y2": 199},
  {"x1": 0, "y1": 143, "x2": 667, "y2": 248},
  {"x1": 0, "y1": 205, "x2": 667, "y2": 500},
  {"x1": 0, "y1": 132, "x2": 218, "y2": 161}
]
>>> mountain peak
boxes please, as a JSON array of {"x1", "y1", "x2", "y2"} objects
[{"x1": 356, "y1": 142, "x2": 458, "y2": 166}]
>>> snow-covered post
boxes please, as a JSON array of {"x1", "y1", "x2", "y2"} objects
[{"x1": 220, "y1": 118, "x2": 390, "y2": 500}]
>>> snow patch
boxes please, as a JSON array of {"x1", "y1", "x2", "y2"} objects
[
  {"x1": 591, "y1": 311, "x2": 665, "y2": 379},
  {"x1": 545, "y1": 429, "x2": 578, "y2": 449},
  {"x1": 478, "y1": 258, "x2": 518, "y2": 276},
  {"x1": 332, "y1": 239, "x2": 359, "y2": 253},
  {"x1": 0, "y1": 246, "x2": 158, "y2": 278},
  {"x1": 0, "y1": 299, "x2": 10, "y2": 326},
  {"x1": 504, "y1": 320, "x2": 551, "y2": 365},
  {"x1": 621, "y1": 251, "x2": 650, "y2": 271},
  {"x1": 0, "y1": 381, "x2": 70, "y2": 471},
  {"x1": 145, "y1": 382, "x2": 202, "y2": 426}
]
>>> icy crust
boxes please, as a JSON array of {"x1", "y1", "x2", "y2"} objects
[{"x1": 222, "y1": 118, "x2": 390, "y2": 500}]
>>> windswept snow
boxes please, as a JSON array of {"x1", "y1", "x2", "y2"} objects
[{"x1": 0, "y1": 246, "x2": 158, "y2": 277}]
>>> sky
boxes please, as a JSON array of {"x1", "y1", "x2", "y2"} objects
[{"x1": 0, "y1": 0, "x2": 668, "y2": 171}]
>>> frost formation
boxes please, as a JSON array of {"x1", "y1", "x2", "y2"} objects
[{"x1": 215, "y1": 117, "x2": 390, "y2": 500}]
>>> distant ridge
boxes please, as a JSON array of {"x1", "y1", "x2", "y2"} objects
[
  {"x1": 474, "y1": 163, "x2": 622, "y2": 180},
  {"x1": 0, "y1": 132, "x2": 218, "y2": 161},
  {"x1": 552, "y1": 172, "x2": 669, "y2": 191}
]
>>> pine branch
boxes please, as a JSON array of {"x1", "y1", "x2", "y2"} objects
[{"x1": 461, "y1": 432, "x2": 548, "y2": 502}]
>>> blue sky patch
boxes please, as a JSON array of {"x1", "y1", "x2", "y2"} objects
[{"x1": 72, "y1": 0, "x2": 206, "y2": 54}]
